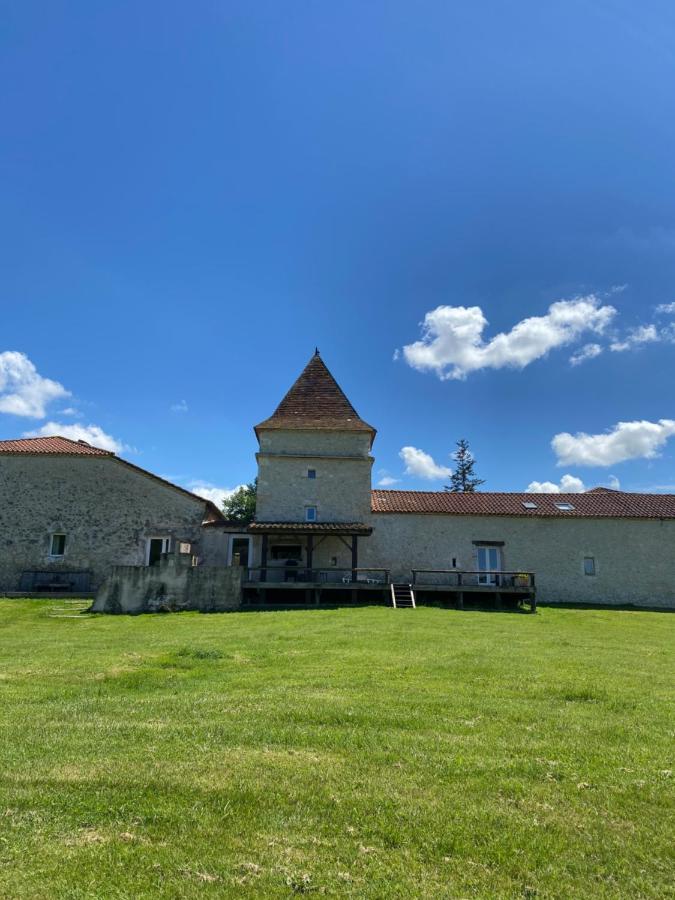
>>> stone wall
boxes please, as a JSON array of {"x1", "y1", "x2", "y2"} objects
[
  {"x1": 360, "y1": 512, "x2": 675, "y2": 608},
  {"x1": 0, "y1": 455, "x2": 225, "y2": 592},
  {"x1": 256, "y1": 428, "x2": 373, "y2": 524},
  {"x1": 92, "y1": 553, "x2": 244, "y2": 614}
]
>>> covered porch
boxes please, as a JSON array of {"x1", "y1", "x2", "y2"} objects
[{"x1": 244, "y1": 521, "x2": 387, "y2": 606}]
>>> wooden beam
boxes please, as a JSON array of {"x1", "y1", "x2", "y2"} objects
[
  {"x1": 260, "y1": 534, "x2": 268, "y2": 583},
  {"x1": 306, "y1": 534, "x2": 314, "y2": 578}
]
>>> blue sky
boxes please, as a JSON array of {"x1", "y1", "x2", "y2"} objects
[{"x1": 2, "y1": 1, "x2": 675, "y2": 503}]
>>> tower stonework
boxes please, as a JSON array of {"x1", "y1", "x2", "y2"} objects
[{"x1": 254, "y1": 352, "x2": 375, "y2": 525}]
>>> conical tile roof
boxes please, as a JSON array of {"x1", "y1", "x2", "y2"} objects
[{"x1": 255, "y1": 351, "x2": 376, "y2": 441}]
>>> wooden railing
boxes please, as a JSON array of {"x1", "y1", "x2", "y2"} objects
[
  {"x1": 411, "y1": 570, "x2": 535, "y2": 589},
  {"x1": 245, "y1": 567, "x2": 390, "y2": 585}
]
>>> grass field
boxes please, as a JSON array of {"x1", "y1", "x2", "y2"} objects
[{"x1": 0, "y1": 601, "x2": 672, "y2": 899}]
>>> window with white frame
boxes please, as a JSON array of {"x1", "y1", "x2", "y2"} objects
[
  {"x1": 305, "y1": 506, "x2": 317, "y2": 522},
  {"x1": 583, "y1": 556, "x2": 596, "y2": 576},
  {"x1": 49, "y1": 533, "x2": 66, "y2": 557},
  {"x1": 146, "y1": 536, "x2": 170, "y2": 566}
]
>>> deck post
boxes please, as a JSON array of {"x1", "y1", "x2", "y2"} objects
[
  {"x1": 351, "y1": 535, "x2": 358, "y2": 582},
  {"x1": 306, "y1": 534, "x2": 314, "y2": 581},
  {"x1": 260, "y1": 534, "x2": 268, "y2": 583},
  {"x1": 457, "y1": 591, "x2": 464, "y2": 610}
]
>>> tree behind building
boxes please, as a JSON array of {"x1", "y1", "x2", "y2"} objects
[
  {"x1": 222, "y1": 479, "x2": 257, "y2": 524},
  {"x1": 445, "y1": 439, "x2": 485, "y2": 492}
]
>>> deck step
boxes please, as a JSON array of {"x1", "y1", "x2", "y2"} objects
[{"x1": 390, "y1": 582, "x2": 416, "y2": 609}]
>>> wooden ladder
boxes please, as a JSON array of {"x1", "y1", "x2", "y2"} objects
[{"x1": 390, "y1": 582, "x2": 416, "y2": 609}]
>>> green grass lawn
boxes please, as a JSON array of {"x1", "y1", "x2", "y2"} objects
[{"x1": 0, "y1": 602, "x2": 672, "y2": 899}]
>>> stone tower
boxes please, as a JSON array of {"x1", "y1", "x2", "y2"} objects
[{"x1": 253, "y1": 351, "x2": 376, "y2": 526}]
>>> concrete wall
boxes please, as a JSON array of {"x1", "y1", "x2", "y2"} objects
[
  {"x1": 92, "y1": 553, "x2": 244, "y2": 614},
  {"x1": 199, "y1": 526, "x2": 240, "y2": 567},
  {"x1": 0, "y1": 455, "x2": 225, "y2": 592},
  {"x1": 360, "y1": 512, "x2": 675, "y2": 608},
  {"x1": 256, "y1": 428, "x2": 373, "y2": 523}
]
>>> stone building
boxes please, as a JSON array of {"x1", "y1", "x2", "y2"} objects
[
  {"x1": 0, "y1": 436, "x2": 228, "y2": 594},
  {"x1": 2, "y1": 352, "x2": 674, "y2": 609},
  {"x1": 241, "y1": 352, "x2": 675, "y2": 610}
]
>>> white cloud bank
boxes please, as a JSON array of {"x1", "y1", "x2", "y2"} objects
[
  {"x1": 23, "y1": 422, "x2": 126, "y2": 454},
  {"x1": 0, "y1": 351, "x2": 70, "y2": 417},
  {"x1": 187, "y1": 480, "x2": 246, "y2": 509},
  {"x1": 655, "y1": 302, "x2": 675, "y2": 314},
  {"x1": 526, "y1": 474, "x2": 586, "y2": 493},
  {"x1": 170, "y1": 400, "x2": 188, "y2": 413},
  {"x1": 398, "y1": 296, "x2": 616, "y2": 380},
  {"x1": 552, "y1": 419, "x2": 675, "y2": 467},
  {"x1": 399, "y1": 446, "x2": 452, "y2": 480}
]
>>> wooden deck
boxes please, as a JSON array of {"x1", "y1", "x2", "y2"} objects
[{"x1": 242, "y1": 568, "x2": 536, "y2": 611}]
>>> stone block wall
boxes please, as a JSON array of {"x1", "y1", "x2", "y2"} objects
[
  {"x1": 0, "y1": 455, "x2": 225, "y2": 592},
  {"x1": 360, "y1": 512, "x2": 675, "y2": 608},
  {"x1": 256, "y1": 428, "x2": 373, "y2": 523}
]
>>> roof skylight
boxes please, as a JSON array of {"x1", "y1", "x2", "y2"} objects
[
  {"x1": 555, "y1": 502, "x2": 575, "y2": 511},
  {"x1": 522, "y1": 501, "x2": 537, "y2": 509}
]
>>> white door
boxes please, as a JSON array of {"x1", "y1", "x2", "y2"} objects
[{"x1": 477, "y1": 546, "x2": 501, "y2": 585}]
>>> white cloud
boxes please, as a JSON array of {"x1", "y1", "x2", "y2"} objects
[
  {"x1": 526, "y1": 474, "x2": 586, "y2": 493},
  {"x1": 0, "y1": 351, "x2": 70, "y2": 417},
  {"x1": 23, "y1": 421, "x2": 126, "y2": 454},
  {"x1": 569, "y1": 343, "x2": 603, "y2": 366},
  {"x1": 376, "y1": 468, "x2": 401, "y2": 487},
  {"x1": 187, "y1": 480, "x2": 245, "y2": 508},
  {"x1": 377, "y1": 475, "x2": 400, "y2": 487},
  {"x1": 608, "y1": 475, "x2": 621, "y2": 490},
  {"x1": 170, "y1": 400, "x2": 188, "y2": 413},
  {"x1": 610, "y1": 324, "x2": 660, "y2": 352},
  {"x1": 399, "y1": 446, "x2": 452, "y2": 480},
  {"x1": 655, "y1": 302, "x2": 675, "y2": 314},
  {"x1": 398, "y1": 296, "x2": 616, "y2": 380},
  {"x1": 552, "y1": 419, "x2": 675, "y2": 467},
  {"x1": 59, "y1": 407, "x2": 81, "y2": 417}
]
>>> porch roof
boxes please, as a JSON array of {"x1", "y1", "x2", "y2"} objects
[{"x1": 248, "y1": 521, "x2": 372, "y2": 535}]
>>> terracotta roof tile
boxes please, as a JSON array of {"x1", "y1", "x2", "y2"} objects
[
  {"x1": 371, "y1": 489, "x2": 675, "y2": 519},
  {"x1": 255, "y1": 352, "x2": 375, "y2": 438},
  {"x1": 249, "y1": 521, "x2": 372, "y2": 534},
  {"x1": 0, "y1": 436, "x2": 113, "y2": 456}
]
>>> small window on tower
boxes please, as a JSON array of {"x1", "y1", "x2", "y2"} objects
[
  {"x1": 49, "y1": 533, "x2": 66, "y2": 557},
  {"x1": 584, "y1": 556, "x2": 596, "y2": 576},
  {"x1": 305, "y1": 506, "x2": 317, "y2": 522},
  {"x1": 307, "y1": 469, "x2": 316, "y2": 479}
]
